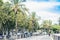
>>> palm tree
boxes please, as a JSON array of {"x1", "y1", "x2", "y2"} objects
[
  {"x1": 2, "y1": 0, "x2": 29, "y2": 39},
  {"x1": 7, "y1": 0, "x2": 28, "y2": 39},
  {"x1": 0, "y1": 0, "x2": 8, "y2": 40},
  {"x1": 0, "y1": 0, "x2": 5, "y2": 34},
  {"x1": 28, "y1": 12, "x2": 40, "y2": 32},
  {"x1": 0, "y1": 0, "x2": 3, "y2": 29},
  {"x1": 42, "y1": 20, "x2": 52, "y2": 33}
]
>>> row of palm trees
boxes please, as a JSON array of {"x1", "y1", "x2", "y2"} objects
[{"x1": 0, "y1": 0, "x2": 40, "y2": 39}]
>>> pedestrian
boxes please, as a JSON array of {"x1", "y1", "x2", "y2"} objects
[{"x1": 48, "y1": 30, "x2": 51, "y2": 36}]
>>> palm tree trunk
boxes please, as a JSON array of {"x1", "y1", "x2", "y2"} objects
[
  {"x1": 15, "y1": 18, "x2": 18, "y2": 39},
  {"x1": 3, "y1": 28, "x2": 4, "y2": 36},
  {"x1": 15, "y1": 9, "x2": 18, "y2": 40}
]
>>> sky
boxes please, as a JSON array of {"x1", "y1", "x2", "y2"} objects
[
  {"x1": 24, "y1": 0, "x2": 60, "y2": 24},
  {"x1": 3, "y1": 0, "x2": 60, "y2": 24}
]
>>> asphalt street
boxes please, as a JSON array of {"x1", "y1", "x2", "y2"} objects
[{"x1": 17, "y1": 35, "x2": 53, "y2": 40}]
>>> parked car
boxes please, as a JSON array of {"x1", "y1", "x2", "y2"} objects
[
  {"x1": 17, "y1": 32, "x2": 22, "y2": 39},
  {"x1": 32, "y1": 32, "x2": 40, "y2": 36},
  {"x1": 6, "y1": 35, "x2": 11, "y2": 39},
  {"x1": 0, "y1": 34, "x2": 3, "y2": 39},
  {"x1": 42, "y1": 31, "x2": 47, "y2": 35},
  {"x1": 0, "y1": 35, "x2": 3, "y2": 39}
]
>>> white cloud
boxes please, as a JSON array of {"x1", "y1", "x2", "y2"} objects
[
  {"x1": 37, "y1": 11, "x2": 60, "y2": 24},
  {"x1": 24, "y1": 2, "x2": 60, "y2": 11},
  {"x1": 23, "y1": 2, "x2": 60, "y2": 24},
  {"x1": 27, "y1": 0, "x2": 60, "y2": 2},
  {"x1": 3, "y1": 0, "x2": 8, "y2": 3}
]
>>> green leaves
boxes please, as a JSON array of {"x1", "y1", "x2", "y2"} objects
[
  {"x1": 0, "y1": 0, "x2": 40, "y2": 33},
  {"x1": 42, "y1": 20, "x2": 52, "y2": 28},
  {"x1": 9, "y1": 11, "x2": 15, "y2": 21},
  {"x1": 52, "y1": 25, "x2": 60, "y2": 30},
  {"x1": 0, "y1": 0, "x2": 3, "y2": 6},
  {"x1": 10, "y1": 0, "x2": 19, "y2": 4},
  {"x1": 0, "y1": 13, "x2": 8, "y2": 24},
  {"x1": 27, "y1": 12, "x2": 39, "y2": 32}
]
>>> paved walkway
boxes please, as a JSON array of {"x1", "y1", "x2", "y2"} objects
[{"x1": 17, "y1": 35, "x2": 53, "y2": 40}]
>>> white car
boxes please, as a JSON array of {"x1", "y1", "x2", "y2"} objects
[
  {"x1": 32, "y1": 32, "x2": 40, "y2": 36},
  {"x1": 42, "y1": 31, "x2": 47, "y2": 35},
  {"x1": 0, "y1": 35, "x2": 3, "y2": 39}
]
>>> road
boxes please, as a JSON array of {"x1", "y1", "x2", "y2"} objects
[{"x1": 17, "y1": 35, "x2": 53, "y2": 40}]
